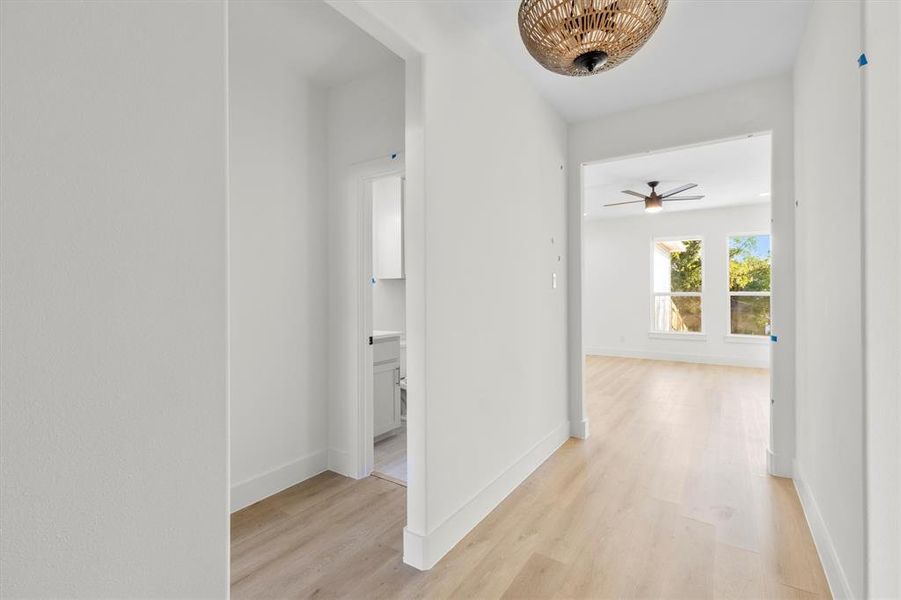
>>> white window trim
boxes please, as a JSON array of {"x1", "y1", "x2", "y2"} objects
[
  {"x1": 726, "y1": 232, "x2": 772, "y2": 338},
  {"x1": 649, "y1": 331, "x2": 708, "y2": 341},
  {"x1": 649, "y1": 235, "x2": 705, "y2": 336},
  {"x1": 724, "y1": 333, "x2": 769, "y2": 344}
]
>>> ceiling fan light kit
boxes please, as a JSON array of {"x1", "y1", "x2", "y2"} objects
[
  {"x1": 518, "y1": 0, "x2": 668, "y2": 77},
  {"x1": 644, "y1": 196, "x2": 663, "y2": 213}
]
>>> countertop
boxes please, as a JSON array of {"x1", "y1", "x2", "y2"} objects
[{"x1": 373, "y1": 330, "x2": 402, "y2": 341}]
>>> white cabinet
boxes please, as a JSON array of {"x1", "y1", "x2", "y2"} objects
[
  {"x1": 372, "y1": 332, "x2": 401, "y2": 438},
  {"x1": 373, "y1": 362, "x2": 401, "y2": 438},
  {"x1": 372, "y1": 175, "x2": 404, "y2": 280}
]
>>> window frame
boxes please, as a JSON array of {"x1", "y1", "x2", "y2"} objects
[
  {"x1": 649, "y1": 235, "x2": 706, "y2": 338},
  {"x1": 725, "y1": 231, "x2": 772, "y2": 341}
]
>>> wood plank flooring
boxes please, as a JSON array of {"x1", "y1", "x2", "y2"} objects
[
  {"x1": 374, "y1": 423, "x2": 407, "y2": 485},
  {"x1": 231, "y1": 356, "x2": 830, "y2": 599}
]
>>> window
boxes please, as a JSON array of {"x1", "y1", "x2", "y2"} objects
[
  {"x1": 652, "y1": 238, "x2": 702, "y2": 333},
  {"x1": 728, "y1": 234, "x2": 771, "y2": 336}
]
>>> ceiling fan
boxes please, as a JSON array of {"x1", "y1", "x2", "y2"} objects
[{"x1": 604, "y1": 181, "x2": 704, "y2": 213}]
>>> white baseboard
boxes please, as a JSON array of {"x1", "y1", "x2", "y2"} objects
[
  {"x1": 403, "y1": 528, "x2": 428, "y2": 570},
  {"x1": 767, "y1": 447, "x2": 793, "y2": 478},
  {"x1": 327, "y1": 447, "x2": 355, "y2": 479},
  {"x1": 402, "y1": 420, "x2": 570, "y2": 570},
  {"x1": 230, "y1": 449, "x2": 328, "y2": 513},
  {"x1": 792, "y1": 459, "x2": 854, "y2": 599},
  {"x1": 585, "y1": 346, "x2": 768, "y2": 369},
  {"x1": 570, "y1": 418, "x2": 589, "y2": 439}
]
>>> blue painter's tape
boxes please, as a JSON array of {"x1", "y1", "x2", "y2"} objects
[
  {"x1": 858, "y1": 53, "x2": 868, "y2": 67},
  {"x1": 770, "y1": 335, "x2": 778, "y2": 342}
]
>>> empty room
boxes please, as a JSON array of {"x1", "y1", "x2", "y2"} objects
[
  {"x1": 1, "y1": 1, "x2": 898, "y2": 599},
  {"x1": 578, "y1": 132, "x2": 802, "y2": 594}
]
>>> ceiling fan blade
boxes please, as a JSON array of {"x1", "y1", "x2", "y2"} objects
[
  {"x1": 663, "y1": 195, "x2": 705, "y2": 201},
  {"x1": 604, "y1": 199, "x2": 644, "y2": 207},
  {"x1": 660, "y1": 183, "x2": 697, "y2": 198},
  {"x1": 621, "y1": 190, "x2": 647, "y2": 198}
]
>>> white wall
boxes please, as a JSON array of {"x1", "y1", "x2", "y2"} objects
[
  {"x1": 371, "y1": 173, "x2": 406, "y2": 334},
  {"x1": 420, "y1": 43, "x2": 568, "y2": 564},
  {"x1": 329, "y1": 1, "x2": 569, "y2": 570},
  {"x1": 0, "y1": 1, "x2": 228, "y2": 596},
  {"x1": 794, "y1": 2, "x2": 864, "y2": 597},
  {"x1": 584, "y1": 204, "x2": 771, "y2": 368},
  {"x1": 794, "y1": 1, "x2": 901, "y2": 598},
  {"x1": 567, "y1": 74, "x2": 796, "y2": 475},
  {"x1": 326, "y1": 62, "x2": 405, "y2": 476},
  {"x1": 374, "y1": 279, "x2": 406, "y2": 333},
  {"x1": 862, "y1": 2, "x2": 901, "y2": 597},
  {"x1": 228, "y1": 1, "x2": 330, "y2": 511}
]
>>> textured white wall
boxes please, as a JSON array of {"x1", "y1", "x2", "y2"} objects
[
  {"x1": 0, "y1": 1, "x2": 229, "y2": 596},
  {"x1": 228, "y1": 0, "x2": 330, "y2": 511},
  {"x1": 583, "y1": 204, "x2": 771, "y2": 368},
  {"x1": 567, "y1": 74, "x2": 796, "y2": 475}
]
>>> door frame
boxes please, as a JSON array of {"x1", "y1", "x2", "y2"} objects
[
  {"x1": 349, "y1": 154, "x2": 405, "y2": 479},
  {"x1": 577, "y1": 132, "x2": 785, "y2": 475}
]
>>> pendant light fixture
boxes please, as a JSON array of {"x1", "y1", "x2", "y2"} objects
[{"x1": 518, "y1": 0, "x2": 668, "y2": 76}]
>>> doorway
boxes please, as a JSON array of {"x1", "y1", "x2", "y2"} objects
[
  {"x1": 347, "y1": 156, "x2": 407, "y2": 485},
  {"x1": 368, "y1": 171, "x2": 407, "y2": 485},
  {"x1": 579, "y1": 132, "x2": 780, "y2": 470}
]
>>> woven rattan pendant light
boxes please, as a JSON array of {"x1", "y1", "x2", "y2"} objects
[{"x1": 518, "y1": 0, "x2": 667, "y2": 76}]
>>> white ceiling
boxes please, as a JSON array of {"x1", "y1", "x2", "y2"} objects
[
  {"x1": 452, "y1": 0, "x2": 811, "y2": 123},
  {"x1": 583, "y1": 133, "x2": 771, "y2": 219},
  {"x1": 230, "y1": 0, "x2": 401, "y2": 89}
]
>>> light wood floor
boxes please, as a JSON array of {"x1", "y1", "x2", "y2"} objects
[
  {"x1": 231, "y1": 356, "x2": 830, "y2": 599},
  {"x1": 374, "y1": 423, "x2": 407, "y2": 485}
]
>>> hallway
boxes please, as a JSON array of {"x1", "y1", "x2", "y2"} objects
[{"x1": 230, "y1": 356, "x2": 829, "y2": 598}]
